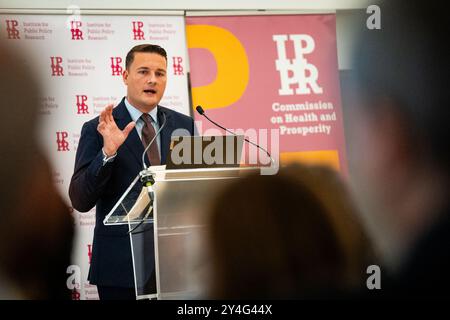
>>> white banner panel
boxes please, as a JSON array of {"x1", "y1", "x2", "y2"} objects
[{"x1": 0, "y1": 13, "x2": 190, "y2": 300}]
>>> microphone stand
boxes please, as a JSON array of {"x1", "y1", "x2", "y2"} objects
[
  {"x1": 127, "y1": 111, "x2": 167, "y2": 235},
  {"x1": 196, "y1": 106, "x2": 275, "y2": 166}
]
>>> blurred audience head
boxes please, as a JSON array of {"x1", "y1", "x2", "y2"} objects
[
  {"x1": 348, "y1": 1, "x2": 449, "y2": 269},
  {"x1": 206, "y1": 164, "x2": 374, "y2": 299},
  {"x1": 0, "y1": 43, "x2": 74, "y2": 299}
]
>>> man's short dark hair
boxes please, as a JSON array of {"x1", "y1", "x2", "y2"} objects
[{"x1": 125, "y1": 44, "x2": 167, "y2": 70}]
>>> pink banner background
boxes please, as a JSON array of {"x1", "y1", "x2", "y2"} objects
[{"x1": 187, "y1": 14, "x2": 347, "y2": 173}]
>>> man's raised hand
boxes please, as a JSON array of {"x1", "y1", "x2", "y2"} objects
[{"x1": 97, "y1": 104, "x2": 135, "y2": 156}]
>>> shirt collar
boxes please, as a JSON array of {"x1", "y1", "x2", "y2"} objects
[{"x1": 124, "y1": 98, "x2": 158, "y2": 124}]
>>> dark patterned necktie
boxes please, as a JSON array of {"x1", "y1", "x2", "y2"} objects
[{"x1": 141, "y1": 113, "x2": 161, "y2": 166}]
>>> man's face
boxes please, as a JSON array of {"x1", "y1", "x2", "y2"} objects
[{"x1": 123, "y1": 52, "x2": 167, "y2": 112}]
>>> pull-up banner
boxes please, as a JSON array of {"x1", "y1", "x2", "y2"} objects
[
  {"x1": 1, "y1": 13, "x2": 189, "y2": 300},
  {"x1": 186, "y1": 14, "x2": 347, "y2": 172}
]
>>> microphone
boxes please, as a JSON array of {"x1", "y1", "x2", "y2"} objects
[
  {"x1": 195, "y1": 105, "x2": 274, "y2": 165},
  {"x1": 196, "y1": 105, "x2": 205, "y2": 115},
  {"x1": 138, "y1": 109, "x2": 166, "y2": 196}
]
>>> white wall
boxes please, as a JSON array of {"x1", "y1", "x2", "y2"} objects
[
  {"x1": 336, "y1": 9, "x2": 365, "y2": 70},
  {"x1": 1, "y1": 0, "x2": 371, "y2": 10},
  {"x1": 0, "y1": 1, "x2": 367, "y2": 70}
]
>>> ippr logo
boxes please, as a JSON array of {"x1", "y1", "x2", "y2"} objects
[
  {"x1": 87, "y1": 244, "x2": 92, "y2": 264},
  {"x1": 172, "y1": 57, "x2": 184, "y2": 75},
  {"x1": 56, "y1": 132, "x2": 69, "y2": 151},
  {"x1": 6, "y1": 20, "x2": 20, "y2": 39},
  {"x1": 71, "y1": 288, "x2": 81, "y2": 300},
  {"x1": 70, "y1": 20, "x2": 83, "y2": 40},
  {"x1": 273, "y1": 34, "x2": 323, "y2": 96},
  {"x1": 110, "y1": 57, "x2": 123, "y2": 76},
  {"x1": 50, "y1": 57, "x2": 64, "y2": 76},
  {"x1": 132, "y1": 21, "x2": 145, "y2": 40},
  {"x1": 76, "y1": 95, "x2": 89, "y2": 114}
]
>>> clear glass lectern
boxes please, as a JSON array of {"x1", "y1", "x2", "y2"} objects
[{"x1": 104, "y1": 165, "x2": 260, "y2": 299}]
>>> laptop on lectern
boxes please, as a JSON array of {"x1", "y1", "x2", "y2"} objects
[{"x1": 165, "y1": 135, "x2": 244, "y2": 170}]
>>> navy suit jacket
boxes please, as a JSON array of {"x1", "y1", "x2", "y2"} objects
[{"x1": 69, "y1": 98, "x2": 195, "y2": 287}]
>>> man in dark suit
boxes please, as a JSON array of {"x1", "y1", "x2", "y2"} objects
[{"x1": 69, "y1": 44, "x2": 195, "y2": 300}]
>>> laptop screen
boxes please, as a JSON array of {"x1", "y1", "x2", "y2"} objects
[{"x1": 166, "y1": 135, "x2": 244, "y2": 170}]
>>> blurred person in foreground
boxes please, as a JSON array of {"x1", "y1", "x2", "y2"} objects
[
  {"x1": 206, "y1": 164, "x2": 375, "y2": 299},
  {"x1": 0, "y1": 44, "x2": 74, "y2": 299},
  {"x1": 348, "y1": 1, "x2": 449, "y2": 296}
]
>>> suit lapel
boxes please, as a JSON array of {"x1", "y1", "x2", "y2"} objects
[
  {"x1": 158, "y1": 106, "x2": 173, "y2": 165},
  {"x1": 113, "y1": 99, "x2": 146, "y2": 167}
]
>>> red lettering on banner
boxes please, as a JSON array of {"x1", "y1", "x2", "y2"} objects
[
  {"x1": 56, "y1": 132, "x2": 69, "y2": 151},
  {"x1": 172, "y1": 56, "x2": 184, "y2": 75},
  {"x1": 6, "y1": 20, "x2": 20, "y2": 39},
  {"x1": 132, "y1": 21, "x2": 145, "y2": 40},
  {"x1": 71, "y1": 288, "x2": 81, "y2": 300},
  {"x1": 70, "y1": 21, "x2": 83, "y2": 40},
  {"x1": 50, "y1": 57, "x2": 64, "y2": 76},
  {"x1": 76, "y1": 95, "x2": 89, "y2": 114},
  {"x1": 87, "y1": 244, "x2": 92, "y2": 264},
  {"x1": 110, "y1": 57, "x2": 123, "y2": 76}
]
